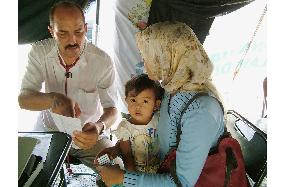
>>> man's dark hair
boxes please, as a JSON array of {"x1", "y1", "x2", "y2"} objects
[
  {"x1": 125, "y1": 74, "x2": 164, "y2": 100},
  {"x1": 49, "y1": 1, "x2": 85, "y2": 27}
]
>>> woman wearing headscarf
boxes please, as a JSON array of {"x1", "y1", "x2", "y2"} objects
[{"x1": 95, "y1": 21, "x2": 225, "y2": 187}]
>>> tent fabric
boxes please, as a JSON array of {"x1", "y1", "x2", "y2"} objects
[
  {"x1": 18, "y1": 0, "x2": 94, "y2": 44},
  {"x1": 148, "y1": 0, "x2": 255, "y2": 43},
  {"x1": 18, "y1": 0, "x2": 254, "y2": 44}
]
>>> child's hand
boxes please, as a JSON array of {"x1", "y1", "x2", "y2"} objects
[{"x1": 94, "y1": 145, "x2": 121, "y2": 165}]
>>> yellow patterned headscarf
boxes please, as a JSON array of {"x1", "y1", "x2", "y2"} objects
[{"x1": 136, "y1": 21, "x2": 221, "y2": 100}]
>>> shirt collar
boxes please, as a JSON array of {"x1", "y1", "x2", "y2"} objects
[{"x1": 46, "y1": 39, "x2": 88, "y2": 68}]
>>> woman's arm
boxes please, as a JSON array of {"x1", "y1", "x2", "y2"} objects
[
  {"x1": 122, "y1": 107, "x2": 224, "y2": 187},
  {"x1": 174, "y1": 109, "x2": 223, "y2": 186},
  {"x1": 96, "y1": 165, "x2": 176, "y2": 187},
  {"x1": 97, "y1": 101, "x2": 224, "y2": 187}
]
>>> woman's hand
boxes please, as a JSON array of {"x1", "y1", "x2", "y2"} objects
[
  {"x1": 137, "y1": 21, "x2": 148, "y2": 30},
  {"x1": 95, "y1": 165, "x2": 125, "y2": 187}
]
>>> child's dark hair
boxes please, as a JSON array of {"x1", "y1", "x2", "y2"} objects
[{"x1": 125, "y1": 74, "x2": 164, "y2": 100}]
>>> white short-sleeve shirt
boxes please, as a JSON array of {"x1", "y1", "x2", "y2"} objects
[
  {"x1": 21, "y1": 38, "x2": 118, "y2": 130},
  {"x1": 112, "y1": 114, "x2": 160, "y2": 173}
]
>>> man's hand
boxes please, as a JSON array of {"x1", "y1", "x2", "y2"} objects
[
  {"x1": 18, "y1": 90, "x2": 82, "y2": 117},
  {"x1": 74, "y1": 102, "x2": 81, "y2": 118},
  {"x1": 95, "y1": 165, "x2": 125, "y2": 187},
  {"x1": 51, "y1": 93, "x2": 81, "y2": 117},
  {"x1": 72, "y1": 122, "x2": 101, "y2": 149}
]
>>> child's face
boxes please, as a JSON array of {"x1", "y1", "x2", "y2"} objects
[{"x1": 126, "y1": 89, "x2": 160, "y2": 125}]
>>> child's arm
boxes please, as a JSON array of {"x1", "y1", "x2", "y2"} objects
[
  {"x1": 118, "y1": 140, "x2": 136, "y2": 172},
  {"x1": 95, "y1": 145, "x2": 120, "y2": 165}
]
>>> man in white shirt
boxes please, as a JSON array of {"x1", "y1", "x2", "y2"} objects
[{"x1": 18, "y1": 1, "x2": 118, "y2": 170}]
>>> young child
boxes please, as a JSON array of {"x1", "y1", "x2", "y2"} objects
[{"x1": 96, "y1": 73, "x2": 164, "y2": 173}]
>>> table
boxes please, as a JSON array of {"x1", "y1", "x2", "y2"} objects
[{"x1": 18, "y1": 131, "x2": 72, "y2": 187}]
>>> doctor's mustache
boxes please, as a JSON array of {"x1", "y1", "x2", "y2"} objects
[{"x1": 65, "y1": 43, "x2": 79, "y2": 49}]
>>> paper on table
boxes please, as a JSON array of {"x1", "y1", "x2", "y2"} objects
[
  {"x1": 29, "y1": 134, "x2": 52, "y2": 162},
  {"x1": 50, "y1": 112, "x2": 82, "y2": 149},
  {"x1": 235, "y1": 120, "x2": 255, "y2": 141}
]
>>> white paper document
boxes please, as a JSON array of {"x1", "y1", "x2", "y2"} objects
[
  {"x1": 50, "y1": 112, "x2": 82, "y2": 149},
  {"x1": 235, "y1": 120, "x2": 255, "y2": 141}
]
